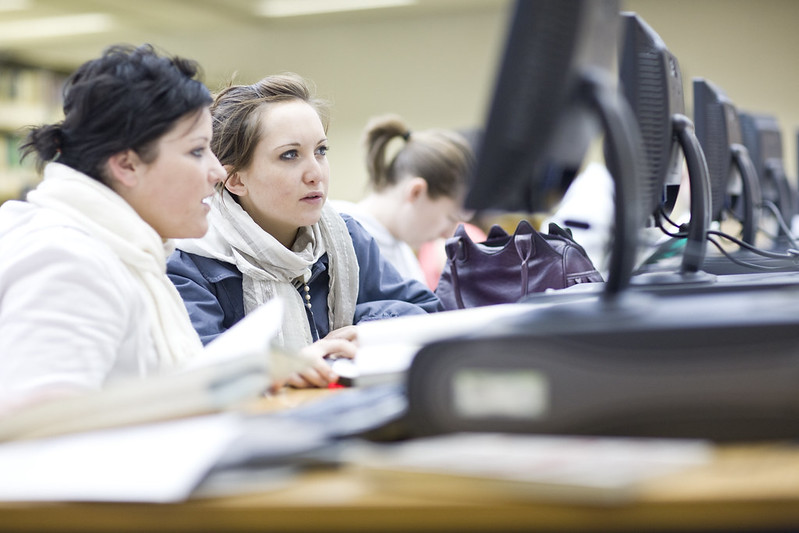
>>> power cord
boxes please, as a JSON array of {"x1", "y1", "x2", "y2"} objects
[
  {"x1": 653, "y1": 205, "x2": 799, "y2": 272},
  {"x1": 760, "y1": 199, "x2": 799, "y2": 249}
]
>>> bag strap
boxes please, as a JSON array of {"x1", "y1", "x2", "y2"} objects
[
  {"x1": 514, "y1": 232, "x2": 533, "y2": 299},
  {"x1": 444, "y1": 236, "x2": 466, "y2": 309}
]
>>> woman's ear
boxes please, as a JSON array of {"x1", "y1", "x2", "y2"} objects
[
  {"x1": 405, "y1": 176, "x2": 428, "y2": 202},
  {"x1": 106, "y1": 150, "x2": 141, "y2": 189},
  {"x1": 224, "y1": 170, "x2": 248, "y2": 197}
]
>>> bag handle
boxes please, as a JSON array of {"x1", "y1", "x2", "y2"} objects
[
  {"x1": 514, "y1": 232, "x2": 533, "y2": 299},
  {"x1": 444, "y1": 236, "x2": 466, "y2": 309}
]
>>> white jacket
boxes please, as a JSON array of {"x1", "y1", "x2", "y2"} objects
[
  {"x1": 0, "y1": 199, "x2": 159, "y2": 409},
  {"x1": 330, "y1": 200, "x2": 427, "y2": 284}
]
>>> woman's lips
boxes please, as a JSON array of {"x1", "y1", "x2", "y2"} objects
[{"x1": 301, "y1": 192, "x2": 324, "y2": 203}]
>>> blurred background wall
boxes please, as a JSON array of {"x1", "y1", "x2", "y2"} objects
[{"x1": 1, "y1": 0, "x2": 797, "y2": 204}]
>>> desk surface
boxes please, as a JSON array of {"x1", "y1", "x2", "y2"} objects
[{"x1": 3, "y1": 390, "x2": 799, "y2": 532}]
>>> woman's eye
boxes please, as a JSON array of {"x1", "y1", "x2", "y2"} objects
[
  {"x1": 190, "y1": 148, "x2": 205, "y2": 158},
  {"x1": 280, "y1": 150, "x2": 299, "y2": 160},
  {"x1": 316, "y1": 145, "x2": 329, "y2": 156}
]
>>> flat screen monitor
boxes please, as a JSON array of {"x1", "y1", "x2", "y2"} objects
[
  {"x1": 466, "y1": 0, "x2": 643, "y2": 297},
  {"x1": 693, "y1": 78, "x2": 761, "y2": 244},
  {"x1": 619, "y1": 12, "x2": 711, "y2": 278},
  {"x1": 739, "y1": 111, "x2": 795, "y2": 241}
]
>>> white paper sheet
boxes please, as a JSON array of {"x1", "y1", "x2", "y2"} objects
[
  {"x1": 0, "y1": 413, "x2": 240, "y2": 502},
  {"x1": 348, "y1": 303, "x2": 552, "y2": 381}
]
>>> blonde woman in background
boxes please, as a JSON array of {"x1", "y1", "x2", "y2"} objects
[{"x1": 333, "y1": 115, "x2": 482, "y2": 289}]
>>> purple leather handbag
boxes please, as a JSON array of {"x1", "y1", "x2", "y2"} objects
[{"x1": 435, "y1": 220, "x2": 604, "y2": 310}]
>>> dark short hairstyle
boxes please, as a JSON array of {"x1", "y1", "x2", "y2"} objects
[{"x1": 20, "y1": 43, "x2": 212, "y2": 184}]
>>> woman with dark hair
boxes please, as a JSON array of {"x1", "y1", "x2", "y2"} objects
[
  {"x1": 0, "y1": 46, "x2": 354, "y2": 413},
  {"x1": 167, "y1": 73, "x2": 441, "y2": 389}
]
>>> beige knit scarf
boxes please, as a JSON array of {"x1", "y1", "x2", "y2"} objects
[{"x1": 176, "y1": 190, "x2": 359, "y2": 352}]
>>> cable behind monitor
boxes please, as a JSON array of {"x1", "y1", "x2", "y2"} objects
[
  {"x1": 761, "y1": 199, "x2": 799, "y2": 249},
  {"x1": 658, "y1": 206, "x2": 799, "y2": 273}
]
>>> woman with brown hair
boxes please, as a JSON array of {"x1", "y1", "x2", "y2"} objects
[{"x1": 167, "y1": 74, "x2": 441, "y2": 389}]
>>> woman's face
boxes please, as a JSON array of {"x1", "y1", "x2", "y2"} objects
[
  {"x1": 397, "y1": 189, "x2": 465, "y2": 251},
  {"x1": 126, "y1": 108, "x2": 224, "y2": 239},
  {"x1": 229, "y1": 100, "x2": 329, "y2": 247}
]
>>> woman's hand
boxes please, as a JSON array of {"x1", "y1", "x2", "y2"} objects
[
  {"x1": 322, "y1": 325, "x2": 359, "y2": 352},
  {"x1": 277, "y1": 336, "x2": 358, "y2": 389}
]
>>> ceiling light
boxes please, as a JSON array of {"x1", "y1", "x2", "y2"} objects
[
  {"x1": 257, "y1": 0, "x2": 416, "y2": 18},
  {"x1": 0, "y1": 13, "x2": 114, "y2": 44},
  {"x1": 0, "y1": 0, "x2": 30, "y2": 12}
]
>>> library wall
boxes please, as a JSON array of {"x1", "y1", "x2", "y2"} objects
[{"x1": 0, "y1": 62, "x2": 65, "y2": 202}]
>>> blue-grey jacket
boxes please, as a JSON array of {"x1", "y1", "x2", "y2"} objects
[{"x1": 167, "y1": 214, "x2": 443, "y2": 345}]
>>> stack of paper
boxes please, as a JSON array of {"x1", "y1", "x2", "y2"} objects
[
  {"x1": 0, "y1": 411, "x2": 330, "y2": 502},
  {"x1": 346, "y1": 432, "x2": 714, "y2": 505},
  {"x1": 0, "y1": 300, "x2": 305, "y2": 442}
]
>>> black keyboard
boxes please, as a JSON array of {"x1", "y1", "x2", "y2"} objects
[{"x1": 275, "y1": 383, "x2": 408, "y2": 439}]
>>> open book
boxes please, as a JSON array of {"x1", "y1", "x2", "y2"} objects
[{"x1": 0, "y1": 299, "x2": 315, "y2": 442}]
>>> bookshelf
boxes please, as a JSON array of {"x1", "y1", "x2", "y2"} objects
[{"x1": 0, "y1": 60, "x2": 66, "y2": 203}]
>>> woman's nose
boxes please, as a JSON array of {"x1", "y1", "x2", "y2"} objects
[
  {"x1": 209, "y1": 154, "x2": 225, "y2": 185},
  {"x1": 302, "y1": 159, "x2": 323, "y2": 184}
]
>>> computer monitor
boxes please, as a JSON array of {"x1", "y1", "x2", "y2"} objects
[
  {"x1": 465, "y1": 0, "x2": 643, "y2": 297},
  {"x1": 618, "y1": 12, "x2": 711, "y2": 280},
  {"x1": 693, "y1": 78, "x2": 762, "y2": 245},
  {"x1": 401, "y1": 3, "x2": 799, "y2": 445},
  {"x1": 739, "y1": 111, "x2": 796, "y2": 244}
]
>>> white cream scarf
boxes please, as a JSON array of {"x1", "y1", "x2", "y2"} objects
[
  {"x1": 26, "y1": 162, "x2": 204, "y2": 370},
  {"x1": 176, "y1": 190, "x2": 359, "y2": 352}
]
